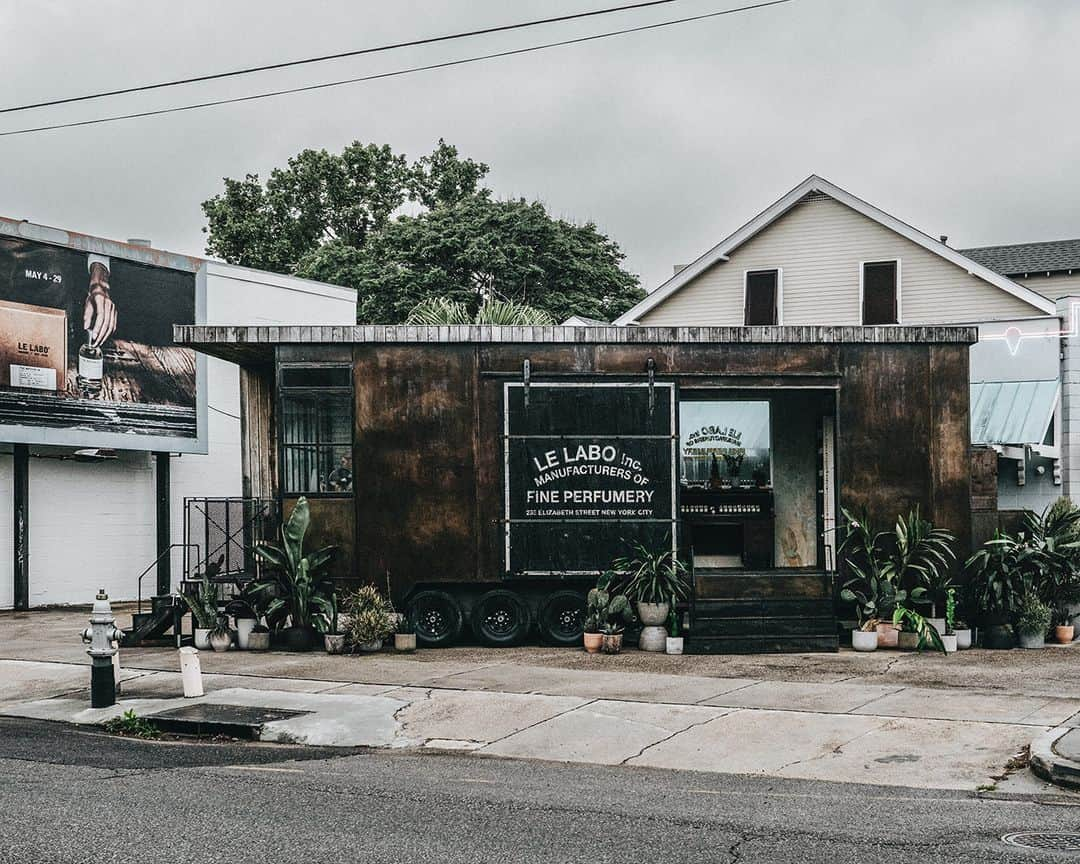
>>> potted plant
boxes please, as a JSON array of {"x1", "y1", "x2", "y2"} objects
[
  {"x1": 182, "y1": 572, "x2": 220, "y2": 650},
  {"x1": 225, "y1": 597, "x2": 258, "y2": 650},
  {"x1": 940, "y1": 588, "x2": 958, "y2": 654},
  {"x1": 965, "y1": 531, "x2": 1027, "y2": 649},
  {"x1": 394, "y1": 612, "x2": 417, "y2": 653},
  {"x1": 247, "y1": 623, "x2": 271, "y2": 651},
  {"x1": 250, "y1": 497, "x2": 337, "y2": 652},
  {"x1": 584, "y1": 572, "x2": 633, "y2": 654},
  {"x1": 851, "y1": 618, "x2": 879, "y2": 652},
  {"x1": 344, "y1": 584, "x2": 395, "y2": 653},
  {"x1": 892, "y1": 604, "x2": 946, "y2": 654},
  {"x1": 665, "y1": 607, "x2": 684, "y2": 655},
  {"x1": 614, "y1": 540, "x2": 689, "y2": 652},
  {"x1": 953, "y1": 617, "x2": 973, "y2": 650},
  {"x1": 323, "y1": 593, "x2": 346, "y2": 654},
  {"x1": 1016, "y1": 592, "x2": 1051, "y2": 649},
  {"x1": 208, "y1": 617, "x2": 232, "y2": 653}
]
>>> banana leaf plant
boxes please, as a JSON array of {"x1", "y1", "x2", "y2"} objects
[{"x1": 250, "y1": 497, "x2": 337, "y2": 633}]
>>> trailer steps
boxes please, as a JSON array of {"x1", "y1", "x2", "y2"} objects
[
  {"x1": 122, "y1": 594, "x2": 182, "y2": 646},
  {"x1": 686, "y1": 569, "x2": 838, "y2": 654}
]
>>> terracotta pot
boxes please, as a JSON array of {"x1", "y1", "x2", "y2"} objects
[
  {"x1": 852, "y1": 629, "x2": 878, "y2": 652},
  {"x1": 1055, "y1": 624, "x2": 1075, "y2": 644},
  {"x1": 875, "y1": 621, "x2": 899, "y2": 648},
  {"x1": 583, "y1": 632, "x2": 603, "y2": 654},
  {"x1": 394, "y1": 632, "x2": 417, "y2": 652},
  {"x1": 600, "y1": 633, "x2": 623, "y2": 654}
]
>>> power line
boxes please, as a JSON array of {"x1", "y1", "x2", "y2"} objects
[
  {"x1": 1, "y1": 0, "x2": 685, "y2": 115},
  {"x1": 0, "y1": 0, "x2": 793, "y2": 138}
]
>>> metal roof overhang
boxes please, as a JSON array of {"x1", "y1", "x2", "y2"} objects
[{"x1": 970, "y1": 380, "x2": 1059, "y2": 447}]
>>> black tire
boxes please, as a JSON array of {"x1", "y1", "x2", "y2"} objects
[
  {"x1": 538, "y1": 590, "x2": 587, "y2": 646},
  {"x1": 471, "y1": 589, "x2": 533, "y2": 646},
  {"x1": 409, "y1": 590, "x2": 464, "y2": 648}
]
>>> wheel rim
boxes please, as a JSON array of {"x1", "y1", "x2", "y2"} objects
[
  {"x1": 550, "y1": 603, "x2": 583, "y2": 639},
  {"x1": 417, "y1": 602, "x2": 451, "y2": 640},
  {"x1": 481, "y1": 600, "x2": 520, "y2": 639}
]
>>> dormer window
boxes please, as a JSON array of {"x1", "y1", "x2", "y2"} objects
[
  {"x1": 861, "y1": 260, "x2": 900, "y2": 324},
  {"x1": 744, "y1": 269, "x2": 781, "y2": 325}
]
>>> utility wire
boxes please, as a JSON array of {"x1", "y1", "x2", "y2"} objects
[
  {"x1": 0, "y1": 0, "x2": 684, "y2": 115},
  {"x1": 0, "y1": 0, "x2": 792, "y2": 138}
]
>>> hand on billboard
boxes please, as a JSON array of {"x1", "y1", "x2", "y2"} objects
[{"x1": 84, "y1": 262, "x2": 117, "y2": 347}]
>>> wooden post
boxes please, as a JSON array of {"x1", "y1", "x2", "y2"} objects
[
  {"x1": 155, "y1": 452, "x2": 171, "y2": 596},
  {"x1": 13, "y1": 443, "x2": 29, "y2": 611}
]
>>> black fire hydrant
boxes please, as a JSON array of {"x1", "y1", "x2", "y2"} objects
[{"x1": 81, "y1": 589, "x2": 123, "y2": 708}]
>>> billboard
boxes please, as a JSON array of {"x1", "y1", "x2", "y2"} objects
[{"x1": 0, "y1": 220, "x2": 206, "y2": 452}]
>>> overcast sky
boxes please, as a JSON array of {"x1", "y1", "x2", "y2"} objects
[{"x1": 2, "y1": 0, "x2": 1078, "y2": 294}]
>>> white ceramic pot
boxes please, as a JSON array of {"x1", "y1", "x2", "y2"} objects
[
  {"x1": 665, "y1": 636, "x2": 684, "y2": 655},
  {"x1": 636, "y1": 602, "x2": 671, "y2": 626},
  {"x1": 235, "y1": 617, "x2": 256, "y2": 650},
  {"x1": 941, "y1": 634, "x2": 958, "y2": 654},
  {"x1": 1018, "y1": 630, "x2": 1045, "y2": 649},
  {"x1": 193, "y1": 628, "x2": 211, "y2": 650},
  {"x1": 852, "y1": 629, "x2": 878, "y2": 652},
  {"x1": 209, "y1": 629, "x2": 231, "y2": 653},
  {"x1": 639, "y1": 625, "x2": 667, "y2": 652},
  {"x1": 954, "y1": 628, "x2": 972, "y2": 650}
]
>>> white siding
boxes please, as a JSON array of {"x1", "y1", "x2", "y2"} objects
[
  {"x1": 1017, "y1": 272, "x2": 1080, "y2": 302},
  {"x1": 0, "y1": 264, "x2": 356, "y2": 608},
  {"x1": 640, "y1": 196, "x2": 1045, "y2": 326}
]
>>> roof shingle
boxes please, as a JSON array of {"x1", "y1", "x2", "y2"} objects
[{"x1": 960, "y1": 238, "x2": 1080, "y2": 276}]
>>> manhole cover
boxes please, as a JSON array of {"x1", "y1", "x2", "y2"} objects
[
  {"x1": 145, "y1": 704, "x2": 310, "y2": 739},
  {"x1": 1002, "y1": 833, "x2": 1080, "y2": 852}
]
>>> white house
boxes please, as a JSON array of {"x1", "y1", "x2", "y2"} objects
[{"x1": 615, "y1": 175, "x2": 1077, "y2": 517}]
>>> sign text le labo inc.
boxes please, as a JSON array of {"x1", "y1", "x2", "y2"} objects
[{"x1": 524, "y1": 441, "x2": 657, "y2": 517}]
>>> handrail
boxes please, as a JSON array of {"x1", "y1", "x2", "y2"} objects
[{"x1": 136, "y1": 543, "x2": 201, "y2": 615}]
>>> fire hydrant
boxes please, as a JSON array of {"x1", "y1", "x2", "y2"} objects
[{"x1": 81, "y1": 589, "x2": 123, "y2": 708}]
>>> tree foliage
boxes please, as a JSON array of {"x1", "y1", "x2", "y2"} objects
[{"x1": 203, "y1": 139, "x2": 642, "y2": 323}]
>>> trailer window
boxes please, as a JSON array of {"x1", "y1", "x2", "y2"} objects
[
  {"x1": 280, "y1": 365, "x2": 352, "y2": 495},
  {"x1": 679, "y1": 400, "x2": 771, "y2": 488}
]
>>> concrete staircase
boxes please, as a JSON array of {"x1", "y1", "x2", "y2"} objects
[{"x1": 686, "y1": 569, "x2": 838, "y2": 654}]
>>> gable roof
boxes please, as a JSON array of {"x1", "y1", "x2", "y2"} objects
[
  {"x1": 614, "y1": 175, "x2": 1056, "y2": 324},
  {"x1": 961, "y1": 238, "x2": 1080, "y2": 277}
]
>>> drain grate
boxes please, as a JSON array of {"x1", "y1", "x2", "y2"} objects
[{"x1": 1002, "y1": 833, "x2": 1080, "y2": 852}]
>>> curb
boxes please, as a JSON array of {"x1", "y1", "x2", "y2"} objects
[{"x1": 1030, "y1": 726, "x2": 1080, "y2": 791}]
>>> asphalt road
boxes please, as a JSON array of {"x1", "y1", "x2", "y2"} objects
[{"x1": 0, "y1": 717, "x2": 1077, "y2": 864}]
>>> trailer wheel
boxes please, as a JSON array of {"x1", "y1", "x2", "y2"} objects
[
  {"x1": 471, "y1": 589, "x2": 532, "y2": 646},
  {"x1": 409, "y1": 590, "x2": 464, "y2": 648},
  {"x1": 538, "y1": 590, "x2": 587, "y2": 646}
]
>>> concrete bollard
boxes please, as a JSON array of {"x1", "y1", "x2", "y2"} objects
[{"x1": 179, "y1": 646, "x2": 204, "y2": 698}]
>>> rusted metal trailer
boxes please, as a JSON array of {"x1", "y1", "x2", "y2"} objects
[{"x1": 175, "y1": 324, "x2": 976, "y2": 654}]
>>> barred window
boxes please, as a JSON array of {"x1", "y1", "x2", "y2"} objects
[{"x1": 280, "y1": 366, "x2": 352, "y2": 494}]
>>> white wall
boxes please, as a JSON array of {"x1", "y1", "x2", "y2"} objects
[
  {"x1": 639, "y1": 195, "x2": 1045, "y2": 326},
  {"x1": 0, "y1": 262, "x2": 355, "y2": 608}
]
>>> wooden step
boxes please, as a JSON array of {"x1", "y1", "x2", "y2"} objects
[
  {"x1": 685, "y1": 634, "x2": 839, "y2": 654},
  {"x1": 689, "y1": 616, "x2": 837, "y2": 638},
  {"x1": 694, "y1": 570, "x2": 833, "y2": 600},
  {"x1": 692, "y1": 598, "x2": 834, "y2": 620}
]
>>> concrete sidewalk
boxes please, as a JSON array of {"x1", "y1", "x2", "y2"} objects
[{"x1": 3, "y1": 654, "x2": 1077, "y2": 794}]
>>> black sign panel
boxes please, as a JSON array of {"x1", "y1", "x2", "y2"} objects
[{"x1": 505, "y1": 383, "x2": 676, "y2": 575}]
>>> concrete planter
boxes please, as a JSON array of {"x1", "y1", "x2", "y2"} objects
[
  {"x1": 852, "y1": 629, "x2": 878, "y2": 652},
  {"x1": 394, "y1": 632, "x2": 417, "y2": 653},
  {"x1": 583, "y1": 632, "x2": 603, "y2": 654},
  {"x1": 357, "y1": 640, "x2": 383, "y2": 653},
  {"x1": 247, "y1": 631, "x2": 270, "y2": 651},
  {"x1": 665, "y1": 636, "x2": 684, "y2": 655},
  {"x1": 324, "y1": 633, "x2": 346, "y2": 654},
  {"x1": 636, "y1": 602, "x2": 670, "y2": 626},
  {"x1": 639, "y1": 625, "x2": 667, "y2": 652},
  {"x1": 1018, "y1": 630, "x2": 1046, "y2": 649},
  {"x1": 193, "y1": 628, "x2": 211, "y2": 650},
  {"x1": 941, "y1": 634, "x2": 958, "y2": 654},
  {"x1": 897, "y1": 630, "x2": 921, "y2": 650},
  {"x1": 954, "y1": 628, "x2": 972, "y2": 650}
]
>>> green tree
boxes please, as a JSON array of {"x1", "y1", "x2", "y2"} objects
[{"x1": 203, "y1": 139, "x2": 642, "y2": 323}]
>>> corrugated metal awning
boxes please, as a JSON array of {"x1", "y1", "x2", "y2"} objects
[{"x1": 970, "y1": 380, "x2": 1058, "y2": 446}]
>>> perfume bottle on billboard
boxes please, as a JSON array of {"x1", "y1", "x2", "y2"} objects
[{"x1": 77, "y1": 330, "x2": 103, "y2": 397}]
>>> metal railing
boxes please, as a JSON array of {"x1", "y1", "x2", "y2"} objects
[{"x1": 136, "y1": 543, "x2": 201, "y2": 615}]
